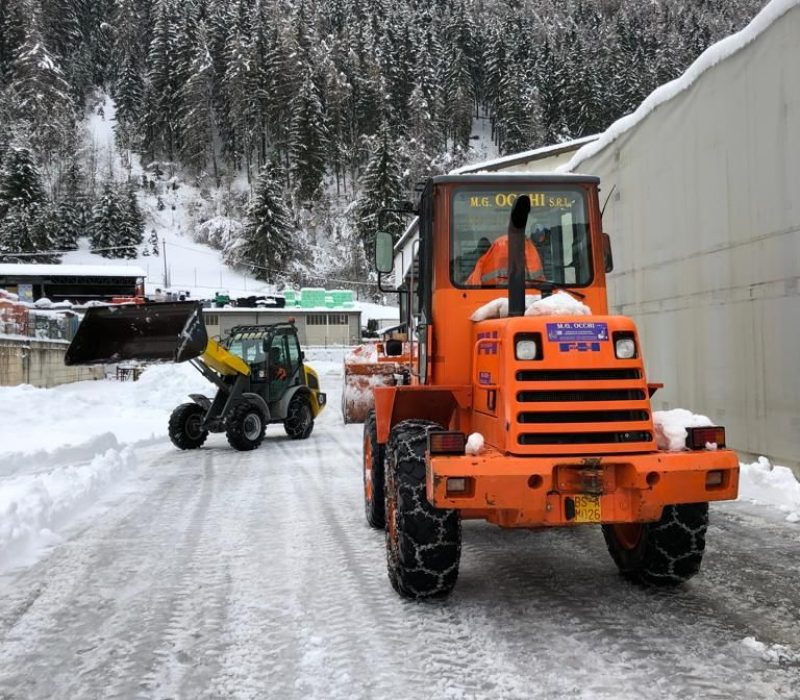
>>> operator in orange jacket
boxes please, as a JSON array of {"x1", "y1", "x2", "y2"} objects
[{"x1": 466, "y1": 234, "x2": 545, "y2": 286}]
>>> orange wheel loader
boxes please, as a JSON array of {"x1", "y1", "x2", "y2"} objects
[{"x1": 356, "y1": 174, "x2": 739, "y2": 599}]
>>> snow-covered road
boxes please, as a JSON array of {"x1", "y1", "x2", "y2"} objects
[{"x1": 1, "y1": 367, "x2": 799, "y2": 699}]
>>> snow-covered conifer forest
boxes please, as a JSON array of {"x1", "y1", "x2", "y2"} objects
[{"x1": 0, "y1": 0, "x2": 766, "y2": 286}]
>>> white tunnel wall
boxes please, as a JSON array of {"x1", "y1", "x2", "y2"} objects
[{"x1": 570, "y1": 5, "x2": 800, "y2": 470}]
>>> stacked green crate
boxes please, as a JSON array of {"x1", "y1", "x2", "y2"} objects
[
  {"x1": 325, "y1": 295, "x2": 335, "y2": 308},
  {"x1": 283, "y1": 290, "x2": 296, "y2": 306},
  {"x1": 330, "y1": 289, "x2": 354, "y2": 307},
  {"x1": 300, "y1": 288, "x2": 326, "y2": 308}
]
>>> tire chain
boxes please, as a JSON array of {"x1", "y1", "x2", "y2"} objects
[
  {"x1": 386, "y1": 419, "x2": 461, "y2": 598},
  {"x1": 643, "y1": 503, "x2": 708, "y2": 584},
  {"x1": 603, "y1": 502, "x2": 709, "y2": 586}
]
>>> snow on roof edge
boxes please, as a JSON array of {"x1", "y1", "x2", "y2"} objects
[
  {"x1": 0, "y1": 263, "x2": 147, "y2": 277},
  {"x1": 560, "y1": 0, "x2": 800, "y2": 173},
  {"x1": 453, "y1": 134, "x2": 599, "y2": 175}
]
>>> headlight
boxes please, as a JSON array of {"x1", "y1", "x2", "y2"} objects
[
  {"x1": 516, "y1": 338, "x2": 538, "y2": 360},
  {"x1": 615, "y1": 337, "x2": 636, "y2": 359}
]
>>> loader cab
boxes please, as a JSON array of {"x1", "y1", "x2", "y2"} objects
[
  {"x1": 378, "y1": 174, "x2": 610, "y2": 388},
  {"x1": 225, "y1": 323, "x2": 303, "y2": 399}
]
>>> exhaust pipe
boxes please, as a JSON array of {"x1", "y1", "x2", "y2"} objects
[{"x1": 508, "y1": 195, "x2": 531, "y2": 317}]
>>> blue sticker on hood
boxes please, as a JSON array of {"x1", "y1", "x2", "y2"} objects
[{"x1": 546, "y1": 322, "x2": 609, "y2": 343}]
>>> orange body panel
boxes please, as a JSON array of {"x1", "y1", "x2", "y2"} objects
[{"x1": 427, "y1": 446, "x2": 739, "y2": 527}]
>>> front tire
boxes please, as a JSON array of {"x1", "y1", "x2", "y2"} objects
[
  {"x1": 385, "y1": 419, "x2": 461, "y2": 599},
  {"x1": 226, "y1": 400, "x2": 266, "y2": 451},
  {"x1": 602, "y1": 503, "x2": 709, "y2": 586},
  {"x1": 284, "y1": 394, "x2": 314, "y2": 439},
  {"x1": 363, "y1": 410, "x2": 384, "y2": 529},
  {"x1": 168, "y1": 403, "x2": 208, "y2": 450}
]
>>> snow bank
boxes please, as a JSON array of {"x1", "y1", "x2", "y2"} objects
[
  {"x1": 344, "y1": 344, "x2": 378, "y2": 364},
  {"x1": 652, "y1": 409, "x2": 715, "y2": 451},
  {"x1": 0, "y1": 363, "x2": 212, "y2": 462},
  {"x1": 0, "y1": 442, "x2": 135, "y2": 569},
  {"x1": 740, "y1": 637, "x2": 800, "y2": 665},
  {"x1": 739, "y1": 457, "x2": 800, "y2": 523},
  {"x1": 470, "y1": 292, "x2": 591, "y2": 321}
]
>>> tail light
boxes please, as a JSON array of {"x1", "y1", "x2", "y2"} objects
[
  {"x1": 428, "y1": 431, "x2": 466, "y2": 455},
  {"x1": 686, "y1": 426, "x2": 726, "y2": 450}
]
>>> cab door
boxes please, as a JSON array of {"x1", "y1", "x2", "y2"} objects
[{"x1": 267, "y1": 332, "x2": 291, "y2": 399}]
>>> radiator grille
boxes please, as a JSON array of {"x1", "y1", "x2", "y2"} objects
[
  {"x1": 519, "y1": 431, "x2": 653, "y2": 446},
  {"x1": 512, "y1": 366, "x2": 653, "y2": 453},
  {"x1": 518, "y1": 410, "x2": 649, "y2": 424},
  {"x1": 518, "y1": 389, "x2": 646, "y2": 403},
  {"x1": 516, "y1": 369, "x2": 641, "y2": 382}
]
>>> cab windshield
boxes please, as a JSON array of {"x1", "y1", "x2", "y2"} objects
[{"x1": 450, "y1": 186, "x2": 593, "y2": 288}]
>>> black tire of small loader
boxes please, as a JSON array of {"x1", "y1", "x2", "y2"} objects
[
  {"x1": 284, "y1": 394, "x2": 314, "y2": 440},
  {"x1": 602, "y1": 502, "x2": 709, "y2": 586},
  {"x1": 226, "y1": 400, "x2": 266, "y2": 451},
  {"x1": 168, "y1": 402, "x2": 208, "y2": 450},
  {"x1": 363, "y1": 410, "x2": 385, "y2": 529},
  {"x1": 385, "y1": 419, "x2": 461, "y2": 599}
]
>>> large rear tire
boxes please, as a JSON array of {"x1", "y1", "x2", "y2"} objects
[
  {"x1": 168, "y1": 403, "x2": 208, "y2": 450},
  {"x1": 602, "y1": 503, "x2": 709, "y2": 586},
  {"x1": 363, "y1": 410, "x2": 384, "y2": 529},
  {"x1": 284, "y1": 394, "x2": 314, "y2": 440},
  {"x1": 385, "y1": 419, "x2": 461, "y2": 599},
  {"x1": 226, "y1": 400, "x2": 266, "y2": 451}
]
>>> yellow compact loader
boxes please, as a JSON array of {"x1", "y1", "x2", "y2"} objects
[{"x1": 65, "y1": 302, "x2": 326, "y2": 450}]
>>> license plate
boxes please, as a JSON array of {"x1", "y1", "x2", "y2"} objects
[{"x1": 574, "y1": 495, "x2": 601, "y2": 523}]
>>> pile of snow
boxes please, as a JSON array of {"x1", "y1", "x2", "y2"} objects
[
  {"x1": 470, "y1": 292, "x2": 591, "y2": 322},
  {"x1": 740, "y1": 637, "x2": 800, "y2": 665},
  {"x1": 739, "y1": 457, "x2": 800, "y2": 523},
  {"x1": 652, "y1": 408, "x2": 715, "y2": 451},
  {"x1": 344, "y1": 344, "x2": 379, "y2": 364},
  {"x1": 0, "y1": 442, "x2": 135, "y2": 568},
  {"x1": 0, "y1": 363, "x2": 212, "y2": 460},
  {"x1": 466, "y1": 433, "x2": 485, "y2": 455}
]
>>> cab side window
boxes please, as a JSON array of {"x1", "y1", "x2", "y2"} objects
[{"x1": 287, "y1": 333, "x2": 301, "y2": 373}]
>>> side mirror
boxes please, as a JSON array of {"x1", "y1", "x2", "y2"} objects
[
  {"x1": 375, "y1": 231, "x2": 394, "y2": 274},
  {"x1": 602, "y1": 233, "x2": 614, "y2": 273}
]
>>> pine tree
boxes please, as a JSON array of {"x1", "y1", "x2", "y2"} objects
[
  {"x1": 291, "y1": 72, "x2": 328, "y2": 203},
  {"x1": 355, "y1": 120, "x2": 403, "y2": 264},
  {"x1": 0, "y1": 206, "x2": 57, "y2": 262},
  {"x1": 239, "y1": 165, "x2": 293, "y2": 283},
  {"x1": 441, "y1": 44, "x2": 474, "y2": 152},
  {"x1": 180, "y1": 23, "x2": 218, "y2": 178},
  {"x1": 121, "y1": 186, "x2": 145, "y2": 258},
  {"x1": 7, "y1": 26, "x2": 75, "y2": 160},
  {"x1": 90, "y1": 183, "x2": 131, "y2": 258},
  {"x1": 0, "y1": 0, "x2": 27, "y2": 84},
  {"x1": 47, "y1": 199, "x2": 82, "y2": 250},
  {"x1": 0, "y1": 146, "x2": 46, "y2": 219},
  {"x1": 148, "y1": 228, "x2": 159, "y2": 256},
  {"x1": 143, "y1": 0, "x2": 181, "y2": 162}
]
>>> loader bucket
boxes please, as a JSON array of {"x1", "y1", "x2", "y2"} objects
[
  {"x1": 341, "y1": 343, "x2": 407, "y2": 424},
  {"x1": 65, "y1": 301, "x2": 209, "y2": 366}
]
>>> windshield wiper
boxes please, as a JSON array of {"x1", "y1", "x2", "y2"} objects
[{"x1": 528, "y1": 280, "x2": 586, "y2": 299}]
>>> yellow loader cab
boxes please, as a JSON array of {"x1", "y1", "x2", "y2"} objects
[{"x1": 65, "y1": 302, "x2": 326, "y2": 451}]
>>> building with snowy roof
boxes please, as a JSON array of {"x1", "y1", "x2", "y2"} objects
[
  {"x1": 0, "y1": 263, "x2": 146, "y2": 303},
  {"x1": 561, "y1": 0, "x2": 800, "y2": 472}
]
